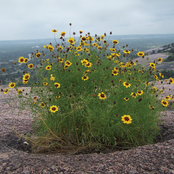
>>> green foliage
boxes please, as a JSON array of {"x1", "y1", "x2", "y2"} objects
[
  {"x1": 160, "y1": 69, "x2": 174, "y2": 79},
  {"x1": 1, "y1": 26, "x2": 174, "y2": 155},
  {"x1": 169, "y1": 47, "x2": 174, "y2": 54},
  {"x1": 163, "y1": 55, "x2": 174, "y2": 62}
]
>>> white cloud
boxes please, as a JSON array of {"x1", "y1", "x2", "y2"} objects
[{"x1": 0, "y1": 0, "x2": 174, "y2": 41}]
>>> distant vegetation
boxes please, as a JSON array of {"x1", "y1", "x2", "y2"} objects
[{"x1": 163, "y1": 48, "x2": 174, "y2": 62}]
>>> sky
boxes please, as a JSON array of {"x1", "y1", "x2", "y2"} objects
[{"x1": 1, "y1": 0, "x2": 174, "y2": 41}]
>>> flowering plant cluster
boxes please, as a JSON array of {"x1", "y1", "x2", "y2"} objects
[{"x1": 1, "y1": 23, "x2": 174, "y2": 154}]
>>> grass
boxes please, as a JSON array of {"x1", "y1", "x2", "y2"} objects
[{"x1": 1, "y1": 23, "x2": 174, "y2": 155}]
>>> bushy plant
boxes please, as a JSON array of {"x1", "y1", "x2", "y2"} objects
[{"x1": 1, "y1": 23, "x2": 174, "y2": 155}]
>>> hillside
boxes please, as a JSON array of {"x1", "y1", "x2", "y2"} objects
[
  {"x1": 121, "y1": 44, "x2": 174, "y2": 81},
  {"x1": 124, "y1": 44, "x2": 174, "y2": 72}
]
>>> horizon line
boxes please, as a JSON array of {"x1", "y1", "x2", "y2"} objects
[{"x1": 1, "y1": 33, "x2": 174, "y2": 42}]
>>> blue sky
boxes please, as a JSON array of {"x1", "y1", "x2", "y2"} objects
[{"x1": 1, "y1": 0, "x2": 174, "y2": 41}]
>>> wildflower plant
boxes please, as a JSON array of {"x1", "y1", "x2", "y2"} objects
[{"x1": 1, "y1": 23, "x2": 174, "y2": 155}]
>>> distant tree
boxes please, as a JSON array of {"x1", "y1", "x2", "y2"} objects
[
  {"x1": 164, "y1": 45, "x2": 168, "y2": 48},
  {"x1": 157, "y1": 50, "x2": 162, "y2": 53},
  {"x1": 151, "y1": 50, "x2": 155, "y2": 54},
  {"x1": 163, "y1": 55, "x2": 174, "y2": 62},
  {"x1": 169, "y1": 48, "x2": 174, "y2": 54}
]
